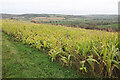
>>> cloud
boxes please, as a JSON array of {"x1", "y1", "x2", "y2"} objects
[{"x1": 1, "y1": 0, "x2": 119, "y2": 15}]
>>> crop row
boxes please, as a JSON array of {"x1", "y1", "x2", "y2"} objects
[{"x1": 2, "y1": 20, "x2": 120, "y2": 78}]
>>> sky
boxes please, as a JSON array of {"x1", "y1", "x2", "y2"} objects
[{"x1": 0, "y1": 0, "x2": 119, "y2": 15}]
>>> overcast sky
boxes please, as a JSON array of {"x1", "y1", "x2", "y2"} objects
[{"x1": 0, "y1": 0, "x2": 119, "y2": 15}]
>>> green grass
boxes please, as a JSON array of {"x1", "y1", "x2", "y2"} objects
[
  {"x1": 2, "y1": 32, "x2": 84, "y2": 78},
  {"x1": 96, "y1": 23, "x2": 118, "y2": 28}
]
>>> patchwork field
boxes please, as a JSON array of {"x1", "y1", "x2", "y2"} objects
[{"x1": 2, "y1": 14, "x2": 118, "y2": 31}]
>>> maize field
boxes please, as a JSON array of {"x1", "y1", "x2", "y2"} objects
[{"x1": 2, "y1": 20, "x2": 120, "y2": 78}]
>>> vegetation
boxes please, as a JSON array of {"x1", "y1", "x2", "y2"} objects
[
  {"x1": 2, "y1": 19, "x2": 120, "y2": 78},
  {"x1": 2, "y1": 32, "x2": 82, "y2": 78},
  {"x1": 1, "y1": 14, "x2": 118, "y2": 31}
]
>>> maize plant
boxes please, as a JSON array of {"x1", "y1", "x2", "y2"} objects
[{"x1": 2, "y1": 19, "x2": 120, "y2": 78}]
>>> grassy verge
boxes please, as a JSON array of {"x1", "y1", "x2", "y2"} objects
[{"x1": 2, "y1": 32, "x2": 84, "y2": 78}]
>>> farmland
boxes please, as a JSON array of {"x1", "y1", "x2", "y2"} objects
[
  {"x1": 2, "y1": 32, "x2": 82, "y2": 78},
  {"x1": 2, "y1": 19, "x2": 120, "y2": 78},
  {"x1": 1, "y1": 14, "x2": 119, "y2": 32}
]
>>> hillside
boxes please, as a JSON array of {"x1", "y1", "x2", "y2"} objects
[
  {"x1": 1, "y1": 13, "x2": 118, "y2": 31},
  {"x1": 2, "y1": 19, "x2": 120, "y2": 78},
  {"x1": 2, "y1": 32, "x2": 83, "y2": 78}
]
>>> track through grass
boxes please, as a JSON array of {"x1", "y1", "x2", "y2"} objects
[{"x1": 2, "y1": 32, "x2": 83, "y2": 78}]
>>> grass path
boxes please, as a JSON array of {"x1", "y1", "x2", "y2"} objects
[{"x1": 2, "y1": 32, "x2": 83, "y2": 78}]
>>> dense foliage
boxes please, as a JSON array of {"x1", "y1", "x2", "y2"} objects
[{"x1": 2, "y1": 20, "x2": 120, "y2": 78}]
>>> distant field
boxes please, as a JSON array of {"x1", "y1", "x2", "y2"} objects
[
  {"x1": 31, "y1": 17, "x2": 65, "y2": 22},
  {"x1": 30, "y1": 17, "x2": 118, "y2": 32},
  {"x1": 96, "y1": 23, "x2": 118, "y2": 28},
  {"x1": 2, "y1": 19, "x2": 120, "y2": 78},
  {"x1": 1, "y1": 14, "x2": 118, "y2": 31},
  {"x1": 32, "y1": 17, "x2": 65, "y2": 20}
]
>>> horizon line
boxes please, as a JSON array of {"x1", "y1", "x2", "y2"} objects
[{"x1": 0, "y1": 12, "x2": 118, "y2": 16}]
